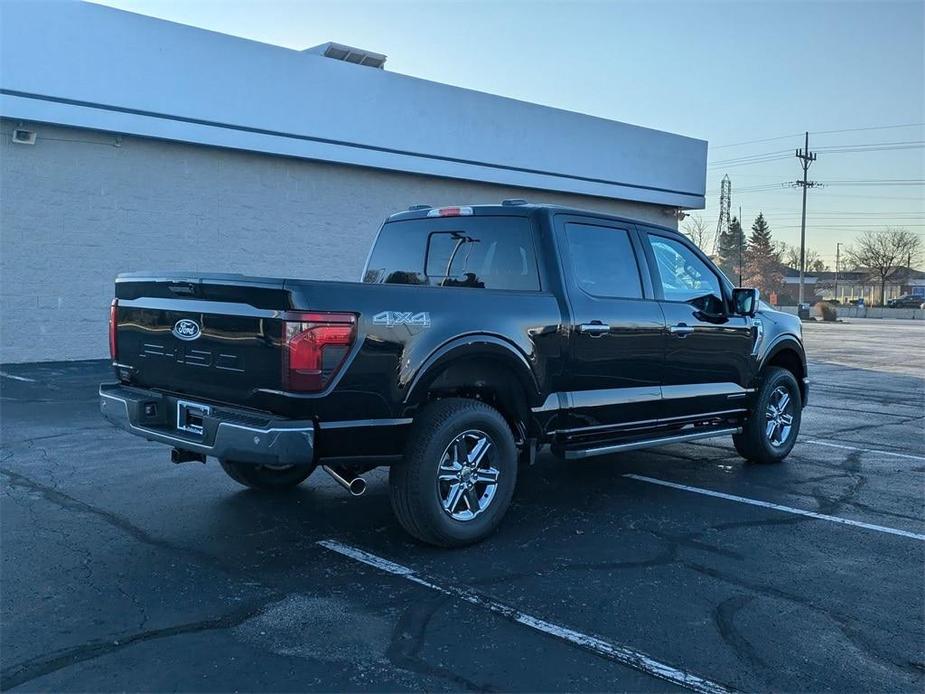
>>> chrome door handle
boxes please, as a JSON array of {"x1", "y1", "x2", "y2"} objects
[
  {"x1": 578, "y1": 322, "x2": 610, "y2": 336},
  {"x1": 670, "y1": 324, "x2": 695, "y2": 337}
]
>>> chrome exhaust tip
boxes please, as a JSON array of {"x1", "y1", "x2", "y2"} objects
[{"x1": 322, "y1": 465, "x2": 366, "y2": 496}]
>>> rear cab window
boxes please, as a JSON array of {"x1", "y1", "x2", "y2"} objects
[{"x1": 364, "y1": 216, "x2": 541, "y2": 291}]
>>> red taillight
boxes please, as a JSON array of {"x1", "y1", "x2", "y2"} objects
[
  {"x1": 109, "y1": 299, "x2": 118, "y2": 362},
  {"x1": 282, "y1": 312, "x2": 356, "y2": 392}
]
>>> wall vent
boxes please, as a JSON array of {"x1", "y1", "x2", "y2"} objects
[
  {"x1": 12, "y1": 128, "x2": 36, "y2": 145},
  {"x1": 303, "y1": 42, "x2": 386, "y2": 69}
]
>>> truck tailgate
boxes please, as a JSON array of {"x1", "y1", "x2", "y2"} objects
[{"x1": 112, "y1": 274, "x2": 291, "y2": 406}]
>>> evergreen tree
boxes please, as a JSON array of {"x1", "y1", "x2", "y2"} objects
[
  {"x1": 716, "y1": 216, "x2": 746, "y2": 282},
  {"x1": 743, "y1": 213, "x2": 783, "y2": 297},
  {"x1": 748, "y1": 212, "x2": 773, "y2": 251}
]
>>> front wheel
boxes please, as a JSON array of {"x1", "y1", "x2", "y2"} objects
[
  {"x1": 389, "y1": 398, "x2": 517, "y2": 548},
  {"x1": 733, "y1": 367, "x2": 802, "y2": 464},
  {"x1": 219, "y1": 460, "x2": 314, "y2": 490}
]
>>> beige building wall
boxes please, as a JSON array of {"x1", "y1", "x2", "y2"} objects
[{"x1": 1, "y1": 121, "x2": 676, "y2": 362}]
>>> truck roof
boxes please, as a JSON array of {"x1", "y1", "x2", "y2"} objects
[{"x1": 386, "y1": 201, "x2": 683, "y2": 237}]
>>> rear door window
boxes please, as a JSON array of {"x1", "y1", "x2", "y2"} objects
[
  {"x1": 364, "y1": 216, "x2": 540, "y2": 291},
  {"x1": 563, "y1": 222, "x2": 643, "y2": 299}
]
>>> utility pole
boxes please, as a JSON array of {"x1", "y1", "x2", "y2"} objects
[
  {"x1": 795, "y1": 131, "x2": 818, "y2": 305},
  {"x1": 834, "y1": 242, "x2": 841, "y2": 301}
]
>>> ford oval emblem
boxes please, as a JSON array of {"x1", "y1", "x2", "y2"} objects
[{"x1": 172, "y1": 318, "x2": 201, "y2": 341}]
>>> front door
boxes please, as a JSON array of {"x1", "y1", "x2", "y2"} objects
[
  {"x1": 640, "y1": 229, "x2": 756, "y2": 419},
  {"x1": 555, "y1": 216, "x2": 665, "y2": 433}
]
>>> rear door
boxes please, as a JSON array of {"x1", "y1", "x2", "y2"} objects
[
  {"x1": 555, "y1": 215, "x2": 665, "y2": 433},
  {"x1": 638, "y1": 229, "x2": 755, "y2": 419}
]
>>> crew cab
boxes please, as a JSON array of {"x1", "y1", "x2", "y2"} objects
[{"x1": 100, "y1": 201, "x2": 808, "y2": 547}]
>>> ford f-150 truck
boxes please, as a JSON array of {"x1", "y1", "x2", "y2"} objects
[{"x1": 100, "y1": 201, "x2": 808, "y2": 547}]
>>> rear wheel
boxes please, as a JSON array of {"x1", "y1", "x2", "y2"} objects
[
  {"x1": 219, "y1": 460, "x2": 314, "y2": 490},
  {"x1": 390, "y1": 398, "x2": 517, "y2": 547},
  {"x1": 733, "y1": 367, "x2": 802, "y2": 464}
]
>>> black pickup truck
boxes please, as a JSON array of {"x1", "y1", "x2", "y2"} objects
[{"x1": 100, "y1": 201, "x2": 808, "y2": 547}]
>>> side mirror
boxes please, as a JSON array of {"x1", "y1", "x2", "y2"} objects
[{"x1": 732, "y1": 287, "x2": 760, "y2": 317}]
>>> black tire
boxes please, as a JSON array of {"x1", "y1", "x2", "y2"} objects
[
  {"x1": 733, "y1": 367, "x2": 802, "y2": 464},
  {"x1": 389, "y1": 398, "x2": 517, "y2": 548},
  {"x1": 219, "y1": 460, "x2": 314, "y2": 490}
]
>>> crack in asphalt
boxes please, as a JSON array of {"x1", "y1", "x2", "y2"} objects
[
  {"x1": 0, "y1": 466, "x2": 218, "y2": 568},
  {"x1": 806, "y1": 402, "x2": 922, "y2": 417},
  {"x1": 810, "y1": 415, "x2": 925, "y2": 446},
  {"x1": 713, "y1": 596, "x2": 766, "y2": 670},
  {"x1": 0, "y1": 599, "x2": 281, "y2": 690},
  {"x1": 1, "y1": 426, "x2": 114, "y2": 446},
  {"x1": 418, "y1": 518, "x2": 923, "y2": 683},
  {"x1": 682, "y1": 561, "x2": 923, "y2": 678},
  {"x1": 385, "y1": 594, "x2": 495, "y2": 692}
]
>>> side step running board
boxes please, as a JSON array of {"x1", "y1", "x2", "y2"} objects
[{"x1": 564, "y1": 427, "x2": 741, "y2": 460}]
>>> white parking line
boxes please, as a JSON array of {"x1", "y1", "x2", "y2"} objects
[
  {"x1": 0, "y1": 371, "x2": 35, "y2": 382},
  {"x1": 800, "y1": 438, "x2": 925, "y2": 462},
  {"x1": 624, "y1": 474, "x2": 925, "y2": 541},
  {"x1": 317, "y1": 539, "x2": 735, "y2": 694}
]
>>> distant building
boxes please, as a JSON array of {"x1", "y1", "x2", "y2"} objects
[
  {"x1": 778, "y1": 266, "x2": 925, "y2": 305},
  {"x1": 0, "y1": 1, "x2": 706, "y2": 362}
]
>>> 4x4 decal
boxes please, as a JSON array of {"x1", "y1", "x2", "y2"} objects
[{"x1": 372, "y1": 311, "x2": 431, "y2": 328}]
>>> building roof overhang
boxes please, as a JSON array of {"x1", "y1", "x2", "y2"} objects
[{"x1": 0, "y1": 1, "x2": 707, "y2": 209}]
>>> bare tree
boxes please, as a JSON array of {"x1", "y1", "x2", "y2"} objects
[
  {"x1": 681, "y1": 214, "x2": 712, "y2": 251},
  {"x1": 845, "y1": 228, "x2": 922, "y2": 305},
  {"x1": 781, "y1": 243, "x2": 827, "y2": 272}
]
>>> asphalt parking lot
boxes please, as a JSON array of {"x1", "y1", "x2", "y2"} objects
[{"x1": 2, "y1": 318, "x2": 923, "y2": 692}]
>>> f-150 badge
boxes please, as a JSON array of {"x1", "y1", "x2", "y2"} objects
[{"x1": 373, "y1": 311, "x2": 431, "y2": 328}]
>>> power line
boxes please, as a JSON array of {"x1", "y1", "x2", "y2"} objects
[
  {"x1": 711, "y1": 133, "x2": 804, "y2": 150},
  {"x1": 710, "y1": 149, "x2": 792, "y2": 164},
  {"x1": 814, "y1": 139, "x2": 924, "y2": 151},
  {"x1": 708, "y1": 155, "x2": 792, "y2": 169},
  {"x1": 757, "y1": 207, "x2": 923, "y2": 214},
  {"x1": 773, "y1": 224, "x2": 925, "y2": 230},
  {"x1": 711, "y1": 122, "x2": 925, "y2": 149},
  {"x1": 709, "y1": 180, "x2": 925, "y2": 194},
  {"x1": 812, "y1": 122, "x2": 925, "y2": 136},
  {"x1": 709, "y1": 141, "x2": 925, "y2": 168},
  {"x1": 822, "y1": 179, "x2": 925, "y2": 186},
  {"x1": 759, "y1": 211, "x2": 924, "y2": 217},
  {"x1": 705, "y1": 190, "x2": 923, "y2": 201},
  {"x1": 761, "y1": 217, "x2": 924, "y2": 223},
  {"x1": 813, "y1": 192, "x2": 925, "y2": 201}
]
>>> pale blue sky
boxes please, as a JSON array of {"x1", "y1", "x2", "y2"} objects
[{"x1": 95, "y1": 0, "x2": 924, "y2": 263}]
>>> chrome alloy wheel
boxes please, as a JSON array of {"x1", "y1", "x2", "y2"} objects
[
  {"x1": 765, "y1": 385, "x2": 795, "y2": 447},
  {"x1": 436, "y1": 429, "x2": 501, "y2": 521}
]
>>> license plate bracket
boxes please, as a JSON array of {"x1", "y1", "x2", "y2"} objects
[{"x1": 177, "y1": 399, "x2": 211, "y2": 436}]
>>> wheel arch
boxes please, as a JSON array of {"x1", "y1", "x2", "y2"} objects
[
  {"x1": 760, "y1": 336, "x2": 807, "y2": 403},
  {"x1": 403, "y1": 335, "x2": 542, "y2": 440}
]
